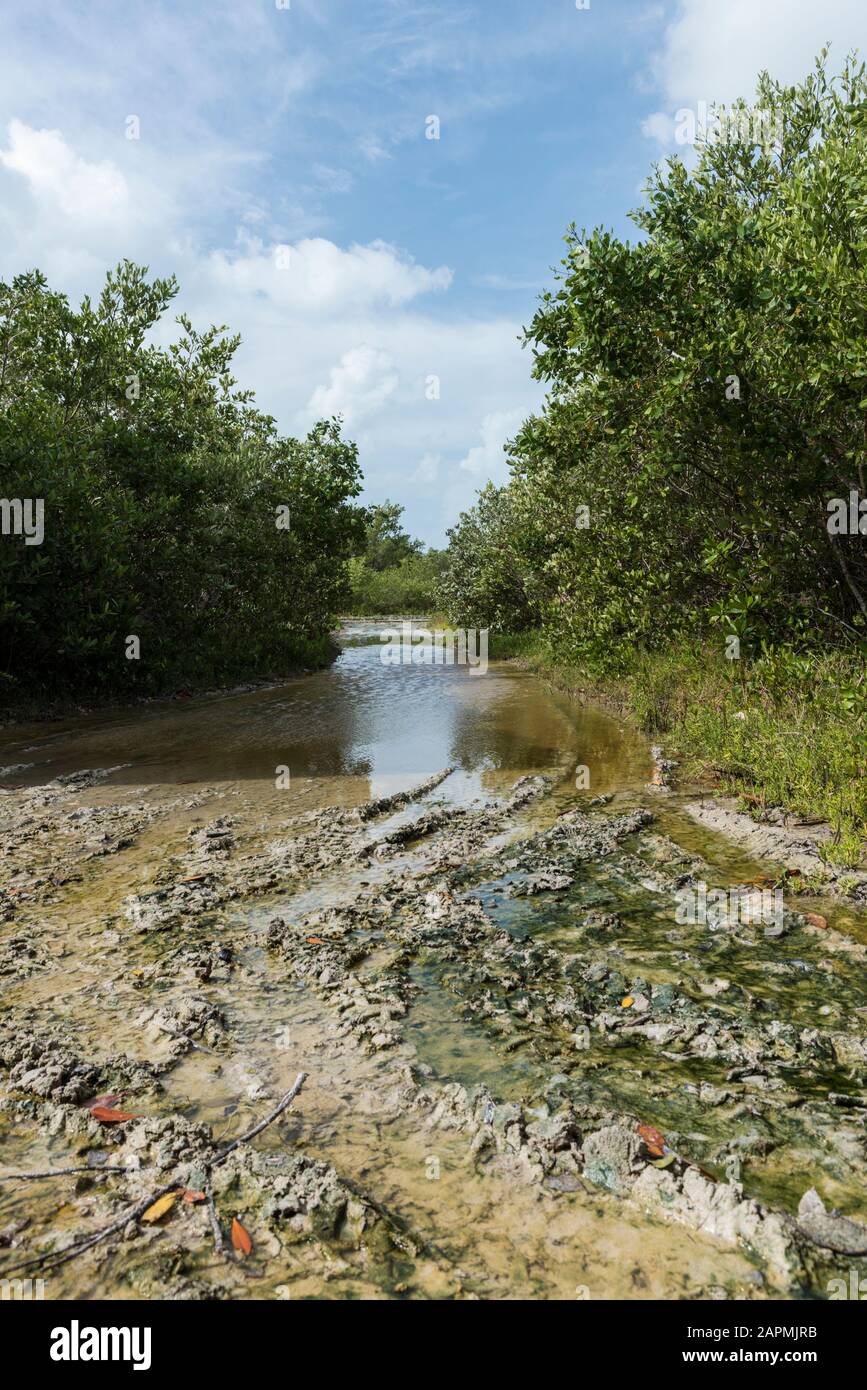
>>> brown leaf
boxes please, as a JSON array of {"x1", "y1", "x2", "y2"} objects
[
  {"x1": 804, "y1": 912, "x2": 828, "y2": 930},
  {"x1": 306, "y1": 936, "x2": 324, "y2": 945},
  {"x1": 182, "y1": 1189, "x2": 206, "y2": 1204},
  {"x1": 637, "y1": 1123, "x2": 667, "y2": 1157},
  {"x1": 142, "y1": 1192, "x2": 178, "y2": 1223},
  {"x1": 231, "y1": 1216, "x2": 253, "y2": 1256},
  {"x1": 90, "y1": 1105, "x2": 140, "y2": 1124}
]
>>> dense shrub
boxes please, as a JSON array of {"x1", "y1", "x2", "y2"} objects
[
  {"x1": 0, "y1": 262, "x2": 364, "y2": 704},
  {"x1": 441, "y1": 55, "x2": 867, "y2": 671}
]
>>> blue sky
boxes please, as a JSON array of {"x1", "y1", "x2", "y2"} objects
[{"x1": 2, "y1": 0, "x2": 866, "y2": 543}]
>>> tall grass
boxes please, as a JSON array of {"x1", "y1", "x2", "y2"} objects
[{"x1": 492, "y1": 633, "x2": 867, "y2": 867}]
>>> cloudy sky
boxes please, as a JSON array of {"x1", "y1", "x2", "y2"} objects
[{"x1": 1, "y1": 0, "x2": 865, "y2": 544}]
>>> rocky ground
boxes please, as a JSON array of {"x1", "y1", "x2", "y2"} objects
[{"x1": 1, "y1": 755, "x2": 866, "y2": 1300}]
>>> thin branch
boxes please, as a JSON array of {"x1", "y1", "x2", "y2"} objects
[
  {"x1": 0, "y1": 1166, "x2": 144, "y2": 1182},
  {"x1": 205, "y1": 1182, "x2": 224, "y2": 1255},
  {"x1": 212, "y1": 1072, "x2": 308, "y2": 1166},
  {"x1": 0, "y1": 1072, "x2": 308, "y2": 1278}
]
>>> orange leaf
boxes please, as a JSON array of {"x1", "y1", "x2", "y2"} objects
[
  {"x1": 90, "y1": 1106, "x2": 139, "y2": 1124},
  {"x1": 804, "y1": 912, "x2": 828, "y2": 930},
  {"x1": 637, "y1": 1123, "x2": 667, "y2": 1157},
  {"x1": 306, "y1": 936, "x2": 324, "y2": 945},
  {"x1": 182, "y1": 1189, "x2": 206, "y2": 1203},
  {"x1": 621, "y1": 996, "x2": 635, "y2": 1009},
  {"x1": 231, "y1": 1217, "x2": 253, "y2": 1256}
]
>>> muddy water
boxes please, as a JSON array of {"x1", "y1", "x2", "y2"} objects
[{"x1": 1, "y1": 623, "x2": 865, "y2": 1301}]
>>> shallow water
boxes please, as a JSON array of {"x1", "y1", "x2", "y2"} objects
[
  {"x1": 1, "y1": 622, "x2": 648, "y2": 801},
  {"x1": 1, "y1": 623, "x2": 865, "y2": 1300}
]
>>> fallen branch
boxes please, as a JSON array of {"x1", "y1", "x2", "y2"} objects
[
  {"x1": 155, "y1": 1022, "x2": 220, "y2": 1056},
  {"x1": 0, "y1": 1072, "x2": 308, "y2": 1278},
  {"x1": 0, "y1": 1166, "x2": 144, "y2": 1182},
  {"x1": 205, "y1": 1182, "x2": 224, "y2": 1255},
  {"x1": 4, "y1": 1180, "x2": 180, "y2": 1277},
  {"x1": 213, "y1": 1072, "x2": 308, "y2": 1165}
]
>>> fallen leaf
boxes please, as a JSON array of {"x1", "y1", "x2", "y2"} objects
[
  {"x1": 621, "y1": 996, "x2": 635, "y2": 1008},
  {"x1": 231, "y1": 1217, "x2": 253, "y2": 1256},
  {"x1": 181, "y1": 874, "x2": 208, "y2": 883},
  {"x1": 637, "y1": 1123, "x2": 667, "y2": 1157},
  {"x1": 90, "y1": 1105, "x2": 140, "y2": 1124},
  {"x1": 142, "y1": 1192, "x2": 178, "y2": 1223},
  {"x1": 804, "y1": 912, "x2": 828, "y2": 930},
  {"x1": 182, "y1": 1189, "x2": 206, "y2": 1204},
  {"x1": 650, "y1": 1153, "x2": 677, "y2": 1170},
  {"x1": 306, "y1": 936, "x2": 324, "y2": 945}
]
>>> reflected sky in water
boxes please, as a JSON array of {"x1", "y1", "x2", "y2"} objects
[{"x1": 0, "y1": 623, "x2": 650, "y2": 805}]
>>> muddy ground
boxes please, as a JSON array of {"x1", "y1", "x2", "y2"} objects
[{"x1": 1, "y1": 729, "x2": 866, "y2": 1300}]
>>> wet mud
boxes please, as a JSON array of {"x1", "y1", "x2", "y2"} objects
[{"x1": 1, "y1": 626, "x2": 865, "y2": 1300}]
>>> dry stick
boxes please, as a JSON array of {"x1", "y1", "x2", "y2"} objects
[
  {"x1": 155, "y1": 1022, "x2": 219, "y2": 1057},
  {"x1": 205, "y1": 1183, "x2": 224, "y2": 1256},
  {"x1": 0, "y1": 1166, "x2": 143, "y2": 1182},
  {"x1": 0, "y1": 1072, "x2": 308, "y2": 1279},
  {"x1": 211, "y1": 1072, "x2": 307, "y2": 1166},
  {"x1": 4, "y1": 1180, "x2": 181, "y2": 1278}
]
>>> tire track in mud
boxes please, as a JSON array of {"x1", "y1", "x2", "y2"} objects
[{"x1": 2, "y1": 762, "x2": 866, "y2": 1299}]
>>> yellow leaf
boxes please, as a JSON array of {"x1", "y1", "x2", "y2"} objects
[
  {"x1": 621, "y1": 996, "x2": 634, "y2": 1008},
  {"x1": 142, "y1": 1192, "x2": 178, "y2": 1224}
]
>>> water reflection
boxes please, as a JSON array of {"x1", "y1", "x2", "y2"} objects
[{"x1": 0, "y1": 622, "x2": 649, "y2": 805}]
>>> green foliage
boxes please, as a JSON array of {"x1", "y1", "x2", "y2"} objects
[
  {"x1": 441, "y1": 53, "x2": 867, "y2": 668},
  {"x1": 435, "y1": 483, "x2": 540, "y2": 631},
  {"x1": 346, "y1": 499, "x2": 445, "y2": 614},
  {"x1": 502, "y1": 633, "x2": 867, "y2": 867},
  {"x1": 438, "y1": 53, "x2": 867, "y2": 857},
  {"x1": 347, "y1": 549, "x2": 447, "y2": 615},
  {"x1": 359, "y1": 500, "x2": 423, "y2": 572},
  {"x1": 0, "y1": 262, "x2": 364, "y2": 705}
]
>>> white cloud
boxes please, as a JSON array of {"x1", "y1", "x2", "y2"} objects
[
  {"x1": 458, "y1": 410, "x2": 526, "y2": 478},
  {"x1": 648, "y1": 0, "x2": 867, "y2": 108},
  {"x1": 641, "y1": 110, "x2": 676, "y2": 147},
  {"x1": 306, "y1": 345, "x2": 398, "y2": 426},
  {"x1": 0, "y1": 112, "x2": 539, "y2": 546},
  {"x1": 358, "y1": 135, "x2": 392, "y2": 163},
  {"x1": 204, "y1": 236, "x2": 452, "y2": 314},
  {"x1": 413, "y1": 452, "x2": 440, "y2": 485},
  {"x1": 0, "y1": 119, "x2": 128, "y2": 222},
  {"x1": 313, "y1": 163, "x2": 354, "y2": 194}
]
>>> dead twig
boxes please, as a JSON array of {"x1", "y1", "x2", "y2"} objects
[
  {"x1": 0, "y1": 1072, "x2": 308, "y2": 1278},
  {"x1": 155, "y1": 1022, "x2": 219, "y2": 1056},
  {"x1": 0, "y1": 1166, "x2": 145, "y2": 1182},
  {"x1": 3, "y1": 1180, "x2": 180, "y2": 1277},
  {"x1": 212, "y1": 1072, "x2": 308, "y2": 1166},
  {"x1": 205, "y1": 1182, "x2": 224, "y2": 1255}
]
